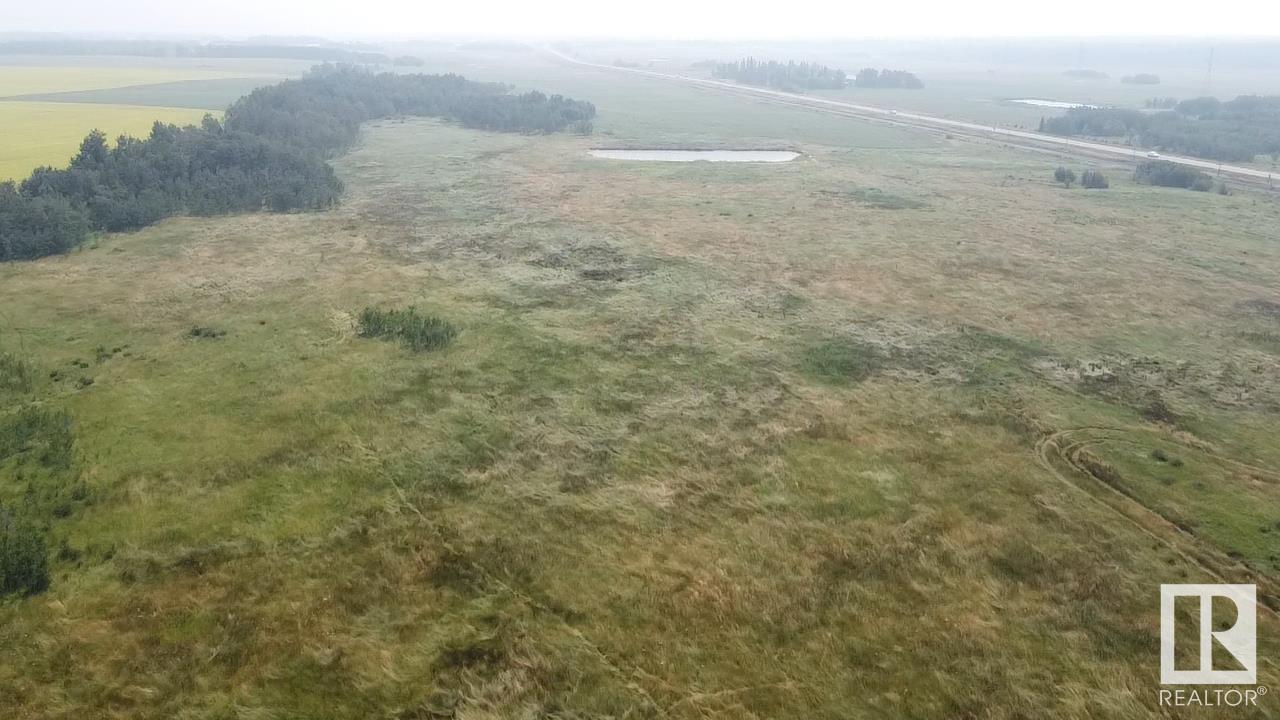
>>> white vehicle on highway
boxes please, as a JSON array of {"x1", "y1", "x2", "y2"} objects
[{"x1": 1146, "y1": 151, "x2": 1161, "y2": 158}]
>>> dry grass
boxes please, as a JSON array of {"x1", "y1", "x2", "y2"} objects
[{"x1": 0, "y1": 107, "x2": 1278, "y2": 719}]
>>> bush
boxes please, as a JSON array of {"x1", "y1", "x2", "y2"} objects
[
  {"x1": 358, "y1": 307, "x2": 458, "y2": 352},
  {"x1": 1053, "y1": 166, "x2": 1076, "y2": 187},
  {"x1": 1135, "y1": 160, "x2": 1214, "y2": 191},
  {"x1": 1080, "y1": 169, "x2": 1109, "y2": 189},
  {"x1": 0, "y1": 509, "x2": 49, "y2": 597}
]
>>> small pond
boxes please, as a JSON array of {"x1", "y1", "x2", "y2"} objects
[
  {"x1": 1009, "y1": 99, "x2": 1098, "y2": 109},
  {"x1": 589, "y1": 149, "x2": 800, "y2": 163}
]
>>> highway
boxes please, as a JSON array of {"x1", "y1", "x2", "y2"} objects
[{"x1": 546, "y1": 48, "x2": 1278, "y2": 187}]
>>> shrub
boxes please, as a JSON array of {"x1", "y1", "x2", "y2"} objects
[
  {"x1": 358, "y1": 307, "x2": 458, "y2": 352},
  {"x1": 0, "y1": 509, "x2": 49, "y2": 597},
  {"x1": 1054, "y1": 166, "x2": 1076, "y2": 187},
  {"x1": 1135, "y1": 160, "x2": 1213, "y2": 191},
  {"x1": 1080, "y1": 169, "x2": 1109, "y2": 189}
]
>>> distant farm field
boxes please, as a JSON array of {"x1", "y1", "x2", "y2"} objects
[
  {"x1": 0, "y1": 63, "x2": 281, "y2": 179},
  {"x1": 0, "y1": 65, "x2": 263, "y2": 98},
  {"x1": 10, "y1": 77, "x2": 277, "y2": 110},
  {"x1": 0, "y1": 101, "x2": 214, "y2": 180}
]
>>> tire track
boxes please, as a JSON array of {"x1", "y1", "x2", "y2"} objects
[{"x1": 1034, "y1": 426, "x2": 1280, "y2": 614}]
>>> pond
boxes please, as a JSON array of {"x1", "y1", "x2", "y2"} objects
[
  {"x1": 1009, "y1": 99, "x2": 1099, "y2": 109},
  {"x1": 589, "y1": 149, "x2": 800, "y2": 163}
]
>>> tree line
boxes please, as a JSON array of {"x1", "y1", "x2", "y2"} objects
[
  {"x1": 1, "y1": 65, "x2": 596, "y2": 263},
  {"x1": 854, "y1": 68, "x2": 924, "y2": 89},
  {"x1": 1039, "y1": 95, "x2": 1280, "y2": 162},
  {"x1": 712, "y1": 58, "x2": 847, "y2": 90}
]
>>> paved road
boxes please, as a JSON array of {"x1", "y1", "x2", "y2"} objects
[{"x1": 547, "y1": 49, "x2": 1278, "y2": 186}]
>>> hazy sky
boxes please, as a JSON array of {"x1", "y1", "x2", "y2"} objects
[{"x1": 3, "y1": 0, "x2": 1279, "y2": 39}]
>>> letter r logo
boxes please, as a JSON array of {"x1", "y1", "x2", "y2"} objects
[{"x1": 1160, "y1": 584, "x2": 1256, "y2": 685}]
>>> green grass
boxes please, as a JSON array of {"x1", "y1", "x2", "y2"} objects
[
  {"x1": 0, "y1": 54, "x2": 1278, "y2": 718},
  {"x1": 357, "y1": 306, "x2": 459, "y2": 351},
  {"x1": 0, "y1": 352, "x2": 33, "y2": 394}
]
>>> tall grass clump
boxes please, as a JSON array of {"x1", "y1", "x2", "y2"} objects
[
  {"x1": 0, "y1": 508, "x2": 49, "y2": 597},
  {"x1": 358, "y1": 307, "x2": 458, "y2": 352},
  {"x1": 803, "y1": 338, "x2": 886, "y2": 384},
  {"x1": 0, "y1": 352, "x2": 33, "y2": 394},
  {"x1": 0, "y1": 406, "x2": 74, "y2": 470}
]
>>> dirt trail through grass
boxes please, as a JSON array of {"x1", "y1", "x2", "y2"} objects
[{"x1": 1035, "y1": 425, "x2": 1280, "y2": 611}]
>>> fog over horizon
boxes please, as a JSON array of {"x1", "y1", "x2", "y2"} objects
[{"x1": 3, "y1": 0, "x2": 1280, "y2": 40}]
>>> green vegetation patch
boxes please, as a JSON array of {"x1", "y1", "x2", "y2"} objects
[
  {"x1": 819, "y1": 187, "x2": 927, "y2": 210},
  {"x1": 802, "y1": 338, "x2": 887, "y2": 384},
  {"x1": 0, "y1": 406, "x2": 74, "y2": 470},
  {"x1": 0, "y1": 510, "x2": 49, "y2": 597},
  {"x1": 358, "y1": 307, "x2": 459, "y2": 352},
  {"x1": 0, "y1": 352, "x2": 34, "y2": 394},
  {"x1": 1134, "y1": 160, "x2": 1215, "y2": 191},
  {"x1": 1042, "y1": 95, "x2": 1280, "y2": 162}
]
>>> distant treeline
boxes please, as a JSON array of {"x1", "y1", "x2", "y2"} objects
[
  {"x1": 853, "y1": 68, "x2": 924, "y2": 89},
  {"x1": 1040, "y1": 95, "x2": 1280, "y2": 162},
  {"x1": 1, "y1": 65, "x2": 596, "y2": 262},
  {"x1": 0, "y1": 39, "x2": 391, "y2": 63},
  {"x1": 712, "y1": 58, "x2": 847, "y2": 90}
]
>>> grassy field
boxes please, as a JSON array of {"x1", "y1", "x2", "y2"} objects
[
  {"x1": 0, "y1": 61, "x2": 298, "y2": 179},
  {"x1": 1, "y1": 52, "x2": 1279, "y2": 718},
  {"x1": 0, "y1": 101, "x2": 215, "y2": 180},
  {"x1": 0, "y1": 66, "x2": 269, "y2": 98}
]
